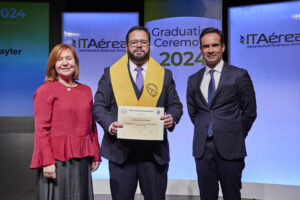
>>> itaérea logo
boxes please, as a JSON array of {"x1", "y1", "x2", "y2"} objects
[
  {"x1": 71, "y1": 38, "x2": 126, "y2": 53},
  {"x1": 240, "y1": 32, "x2": 300, "y2": 48}
]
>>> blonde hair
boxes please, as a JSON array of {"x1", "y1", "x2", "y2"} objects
[{"x1": 45, "y1": 44, "x2": 79, "y2": 81}]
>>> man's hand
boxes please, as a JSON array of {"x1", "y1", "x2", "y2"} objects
[
  {"x1": 110, "y1": 121, "x2": 123, "y2": 136},
  {"x1": 160, "y1": 114, "x2": 174, "y2": 129}
]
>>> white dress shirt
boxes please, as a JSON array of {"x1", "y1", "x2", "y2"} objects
[
  {"x1": 129, "y1": 59, "x2": 148, "y2": 81},
  {"x1": 200, "y1": 60, "x2": 224, "y2": 103}
]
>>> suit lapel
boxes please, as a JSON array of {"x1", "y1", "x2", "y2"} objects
[
  {"x1": 195, "y1": 68, "x2": 208, "y2": 107},
  {"x1": 211, "y1": 62, "x2": 230, "y2": 105}
]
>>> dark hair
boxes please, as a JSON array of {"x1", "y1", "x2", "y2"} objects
[
  {"x1": 126, "y1": 26, "x2": 151, "y2": 44},
  {"x1": 199, "y1": 27, "x2": 224, "y2": 47}
]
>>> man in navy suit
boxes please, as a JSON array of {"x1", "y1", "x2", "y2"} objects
[
  {"x1": 186, "y1": 27, "x2": 257, "y2": 200},
  {"x1": 93, "y1": 26, "x2": 183, "y2": 200}
]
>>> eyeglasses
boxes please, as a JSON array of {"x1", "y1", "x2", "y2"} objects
[{"x1": 128, "y1": 40, "x2": 149, "y2": 46}]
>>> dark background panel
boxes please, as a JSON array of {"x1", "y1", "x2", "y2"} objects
[{"x1": 0, "y1": 117, "x2": 35, "y2": 193}]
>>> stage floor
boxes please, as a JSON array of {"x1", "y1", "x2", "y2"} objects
[
  {"x1": 95, "y1": 194, "x2": 250, "y2": 200},
  {"x1": 95, "y1": 194, "x2": 222, "y2": 200},
  {"x1": 0, "y1": 190, "x2": 251, "y2": 200}
]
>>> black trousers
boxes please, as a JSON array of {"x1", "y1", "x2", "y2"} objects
[
  {"x1": 195, "y1": 137, "x2": 245, "y2": 200},
  {"x1": 109, "y1": 159, "x2": 168, "y2": 200}
]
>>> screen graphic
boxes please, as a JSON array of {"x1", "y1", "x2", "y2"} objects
[
  {"x1": 229, "y1": 1, "x2": 300, "y2": 186},
  {"x1": 0, "y1": 1, "x2": 49, "y2": 116}
]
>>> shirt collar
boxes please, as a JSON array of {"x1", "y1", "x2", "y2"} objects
[
  {"x1": 205, "y1": 59, "x2": 224, "y2": 74},
  {"x1": 129, "y1": 59, "x2": 148, "y2": 74}
]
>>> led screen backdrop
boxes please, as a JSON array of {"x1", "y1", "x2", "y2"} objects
[
  {"x1": 145, "y1": 0, "x2": 222, "y2": 180},
  {"x1": 229, "y1": 1, "x2": 300, "y2": 186},
  {"x1": 62, "y1": 12, "x2": 139, "y2": 178},
  {"x1": 0, "y1": 1, "x2": 49, "y2": 116}
]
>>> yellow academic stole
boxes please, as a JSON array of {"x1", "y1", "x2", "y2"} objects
[{"x1": 110, "y1": 54, "x2": 165, "y2": 107}]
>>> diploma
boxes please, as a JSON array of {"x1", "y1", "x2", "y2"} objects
[{"x1": 117, "y1": 106, "x2": 164, "y2": 140}]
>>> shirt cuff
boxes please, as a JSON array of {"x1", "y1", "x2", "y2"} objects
[{"x1": 108, "y1": 124, "x2": 114, "y2": 135}]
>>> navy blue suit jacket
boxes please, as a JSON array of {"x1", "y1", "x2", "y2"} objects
[
  {"x1": 187, "y1": 62, "x2": 257, "y2": 160},
  {"x1": 93, "y1": 66, "x2": 183, "y2": 165}
]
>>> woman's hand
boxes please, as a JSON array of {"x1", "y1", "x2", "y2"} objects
[
  {"x1": 43, "y1": 164, "x2": 56, "y2": 179},
  {"x1": 91, "y1": 161, "x2": 100, "y2": 172}
]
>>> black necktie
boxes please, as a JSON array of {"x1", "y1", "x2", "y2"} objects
[
  {"x1": 208, "y1": 70, "x2": 215, "y2": 137},
  {"x1": 208, "y1": 70, "x2": 215, "y2": 106}
]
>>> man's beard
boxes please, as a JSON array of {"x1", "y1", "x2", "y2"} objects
[{"x1": 128, "y1": 50, "x2": 150, "y2": 63}]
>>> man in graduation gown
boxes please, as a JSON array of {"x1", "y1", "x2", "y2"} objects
[{"x1": 93, "y1": 26, "x2": 183, "y2": 200}]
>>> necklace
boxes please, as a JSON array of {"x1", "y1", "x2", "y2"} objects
[{"x1": 58, "y1": 79, "x2": 77, "y2": 91}]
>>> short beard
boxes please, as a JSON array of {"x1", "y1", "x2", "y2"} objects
[{"x1": 128, "y1": 50, "x2": 150, "y2": 63}]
